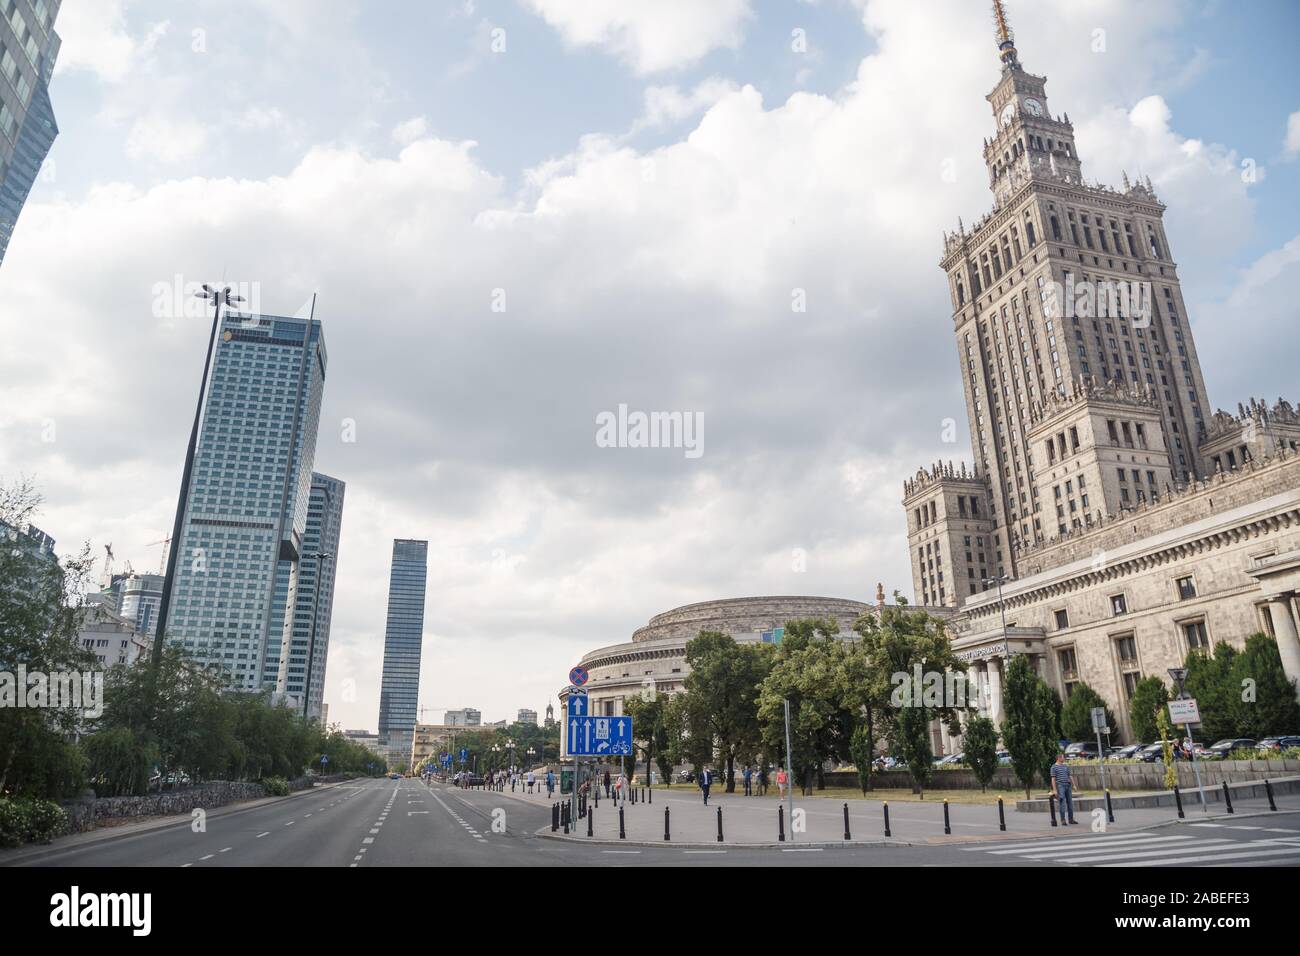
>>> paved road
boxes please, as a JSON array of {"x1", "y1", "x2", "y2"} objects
[{"x1": 7, "y1": 779, "x2": 1299, "y2": 868}]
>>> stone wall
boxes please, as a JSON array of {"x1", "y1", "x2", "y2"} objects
[{"x1": 824, "y1": 759, "x2": 1300, "y2": 793}]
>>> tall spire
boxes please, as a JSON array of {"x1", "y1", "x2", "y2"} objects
[{"x1": 992, "y1": 0, "x2": 1019, "y2": 69}]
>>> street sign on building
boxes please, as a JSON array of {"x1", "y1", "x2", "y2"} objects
[
  {"x1": 567, "y1": 715, "x2": 632, "y2": 756},
  {"x1": 1168, "y1": 698, "x2": 1201, "y2": 724}
]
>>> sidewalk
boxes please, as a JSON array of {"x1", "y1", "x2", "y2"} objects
[{"x1": 529, "y1": 784, "x2": 1300, "y2": 847}]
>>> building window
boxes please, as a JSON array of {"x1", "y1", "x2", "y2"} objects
[
  {"x1": 1054, "y1": 608, "x2": 1070, "y2": 630},
  {"x1": 1110, "y1": 593, "x2": 1128, "y2": 616},
  {"x1": 1115, "y1": 634, "x2": 1137, "y2": 662},
  {"x1": 1176, "y1": 576, "x2": 1196, "y2": 600},
  {"x1": 1182, "y1": 620, "x2": 1209, "y2": 653},
  {"x1": 1122, "y1": 671, "x2": 1142, "y2": 698},
  {"x1": 1057, "y1": 647, "x2": 1077, "y2": 678}
]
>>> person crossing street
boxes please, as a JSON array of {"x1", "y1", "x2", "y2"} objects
[
  {"x1": 1051, "y1": 752, "x2": 1078, "y2": 824},
  {"x1": 699, "y1": 765, "x2": 714, "y2": 805}
]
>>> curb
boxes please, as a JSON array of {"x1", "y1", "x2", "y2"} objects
[{"x1": 0, "y1": 776, "x2": 364, "y2": 865}]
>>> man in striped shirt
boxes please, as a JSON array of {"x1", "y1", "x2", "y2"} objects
[{"x1": 1051, "y1": 752, "x2": 1078, "y2": 824}]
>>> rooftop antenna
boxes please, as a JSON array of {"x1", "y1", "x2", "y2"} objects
[{"x1": 992, "y1": 0, "x2": 1019, "y2": 69}]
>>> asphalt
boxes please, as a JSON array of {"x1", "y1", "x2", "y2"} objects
[{"x1": 4, "y1": 778, "x2": 1298, "y2": 867}]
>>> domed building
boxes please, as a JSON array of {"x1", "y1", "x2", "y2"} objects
[{"x1": 568, "y1": 592, "x2": 886, "y2": 718}]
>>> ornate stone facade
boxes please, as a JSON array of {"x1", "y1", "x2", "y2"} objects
[{"x1": 903, "y1": 5, "x2": 1300, "y2": 743}]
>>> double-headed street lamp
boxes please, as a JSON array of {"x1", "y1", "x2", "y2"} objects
[{"x1": 151, "y1": 284, "x2": 244, "y2": 673}]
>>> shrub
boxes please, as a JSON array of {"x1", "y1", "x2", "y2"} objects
[
  {"x1": 0, "y1": 797, "x2": 69, "y2": 847},
  {"x1": 261, "y1": 776, "x2": 290, "y2": 797}
]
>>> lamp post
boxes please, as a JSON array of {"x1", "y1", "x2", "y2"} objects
[
  {"x1": 301, "y1": 550, "x2": 332, "y2": 720},
  {"x1": 151, "y1": 284, "x2": 244, "y2": 672}
]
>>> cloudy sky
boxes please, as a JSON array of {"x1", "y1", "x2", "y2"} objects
[{"x1": 2, "y1": 0, "x2": 1297, "y2": 731}]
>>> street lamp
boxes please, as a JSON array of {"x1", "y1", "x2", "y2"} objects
[
  {"x1": 983, "y1": 573, "x2": 1011, "y2": 652},
  {"x1": 301, "y1": 550, "x2": 332, "y2": 719},
  {"x1": 151, "y1": 284, "x2": 244, "y2": 672}
]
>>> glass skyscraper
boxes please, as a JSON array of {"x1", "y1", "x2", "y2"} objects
[
  {"x1": 271, "y1": 471, "x2": 345, "y2": 719},
  {"x1": 0, "y1": 0, "x2": 61, "y2": 268},
  {"x1": 164, "y1": 311, "x2": 327, "y2": 692},
  {"x1": 377, "y1": 539, "x2": 428, "y2": 762}
]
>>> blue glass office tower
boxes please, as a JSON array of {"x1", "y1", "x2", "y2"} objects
[
  {"x1": 377, "y1": 539, "x2": 428, "y2": 761},
  {"x1": 271, "y1": 471, "x2": 345, "y2": 719},
  {"x1": 164, "y1": 311, "x2": 327, "y2": 692},
  {"x1": 0, "y1": 0, "x2": 61, "y2": 268}
]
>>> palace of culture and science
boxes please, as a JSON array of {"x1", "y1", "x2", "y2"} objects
[{"x1": 901, "y1": 4, "x2": 1300, "y2": 748}]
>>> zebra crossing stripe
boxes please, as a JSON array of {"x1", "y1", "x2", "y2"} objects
[
  {"x1": 963, "y1": 832, "x2": 1170, "y2": 853},
  {"x1": 985, "y1": 834, "x2": 1193, "y2": 855},
  {"x1": 1101, "y1": 844, "x2": 1300, "y2": 867},
  {"x1": 1042, "y1": 839, "x2": 1241, "y2": 863}
]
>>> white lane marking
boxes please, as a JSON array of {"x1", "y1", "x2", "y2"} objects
[
  {"x1": 1041, "y1": 840, "x2": 1240, "y2": 863},
  {"x1": 200, "y1": 854, "x2": 214, "y2": 860},
  {"x1": 988, "y1": 835, "x2": 1196, "y2": 857},
  {"x1": 1102, "y1": 844, "x2": 1300, "y2": 867},
  {"x1": 363, "y1": 837, "x2": 374, "y2": 844},
  {"x1": 180, "y1": 863, "x2": 192, "y2": 868},
  {"x1": 256, "y1": 832, "x2": 270, "y2": 839},
  {"x1": 602, "y1": 850, "x2": 641, "y2": 854},
  {"x1": 683, "y1": 850, "x2": 726, "y2": 855},
  {"x1": 284, "y1": 821, "x2": 295, "y2": 827},
  {"x1": 781, "y1": 848, "x2": 822, "y2": 853},
  {"x1": 369, "y1": 828, "x2": 380, "y2": 834},
  {"x1": 964, "y1": 832, "x2": 1169, "y2": 853},
  {"x1": 219, "y1": 847, "x2": 231, "y2": 853}
]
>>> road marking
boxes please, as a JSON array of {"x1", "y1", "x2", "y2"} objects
[
  {"x1": 305, "y1": 813, "x2": 313, "y2": 818},
  {"x1": 284, "y1": 821, "x2": 295, "y2": 827},
  {"x1": 1102, "y1": 844, "x2": 1300, "y2": 867},
  {"x1": 602, "y1": 850, "x2": 641, "y2": 854},
  {"x1": 1227, "y1": 825, "x2": 1262, "y2": 830},
  {"x1": 965, "y1": 832, "x2": 1170, "y2": 853},
  {"x1": 1190, "y1": 823, "x2": 1224, "y2": 828},
  {"x1": 1264, "y1": 828, "x2": 1299, "y2": 834},
  {"x1": 180, "y1": 863, "x2": 192, "y2": 868},
  {"x1": 986, "y1": 835, "x2": 1195, "y2": 856},
  {"x1": 369, "y1": 828, "x2": 380, "y2": 834},
  {"x1": 219, "y1": 847, "x2": 231, "y2": 853},
  {"x1": 363, "y1": 837, "x2": 374, "y2": 844},
  {"x1": 200, "y1": 854, "x2": 214, "y2": 861},
  {"x1": 408, "y1": 811, "x2": 429, "y2": 815},
  {"x1": 683, "y1": 850, "x2": 726, "y2": 855},
  {"x1": 781, "y1": 848, "x2": 822, "y2": 853},
  {"x1": 354, "y1": 855, "x2": 363, "y2": 861},
  {"x1": 256, "y1": 832, "x2": 270, "y2": 839}
]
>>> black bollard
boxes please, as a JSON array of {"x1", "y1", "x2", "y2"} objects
[
  {"x1": 1105, "y1": 788, "x2": 1115, "y2": 824},
  {"x1": 883, "y1": 801, "x2": 891, "y2": 838},
  {"x1": 1174, "y1": 786, "x2": 1185, "y2": 819},
  {"x1": 1265, "y1": 778, "x2": 1277, "y2": 812},
  {"x1": 997, "y1": 796, "x2": 1006, "y2": 832},
  {"x1": 587, "y1": 807, "x2": 593, "y2": 838},
  {"x1": 631, "y1": 786, "x2": 636, "y2": 806},
  {"x1": 563, "y1": 803, "x2": 570, "y2": 834},
  {"x1": 552, "y1": 802, "x2": 559, "y2": 832},
  {"x1": 1048, "y1": 793, "x2": 1058, "y2": 827},
  {"x1": 663, "y1": 806, "x2": 671, "y2": 842},
  {"x1": 619, "y1": 805, "x2": 626, "y2": 839},
  {"x1": 717, "y1": 807, "x2": 724, "y2": 843},
  {"x1": 943, "y1": 799, "x2": 951, "y2": 835},
  {"x1": 843, "y1": 803, "x2": 851, "y2": 841},
  {"x1": 778, "y1": 804, "x2": 785, "y2": 842},
  {"x1": 1222, "y1": 781, "x2": 1234, "y2": 814}
]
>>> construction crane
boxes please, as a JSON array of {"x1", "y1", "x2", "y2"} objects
[
  {"x1": 145, "y1": 536, "x2": 171, "y2": 575},
  {"x1": 102, "y1": 543, "x2": 115, "y2": 588}
]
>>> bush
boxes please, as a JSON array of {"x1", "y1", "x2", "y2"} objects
[
  {"x1": 261, "y1": 776, "x2": 290, "y2": 797},
  {"x1": 0, "y1": 797, "x2": 69, "y2": 847}
]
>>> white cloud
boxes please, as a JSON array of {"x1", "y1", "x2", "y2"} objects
[
  {"x1": 631, "y1": 78, "x2": 740, "y2": 133},
  {"x1": 1285, "y1": 110, "x2": 1300, "y2": 159},
  {"x1": 392, "y1": 116, "x2": 430, "y2": 146},
  {"x1": 54, "y1": 1, "x2": 168, "y2": 83},
  {"x1": 522, "y1": 0, "x2": 753, "y2": 74},
  {"x1": 123, "y1": 113, "x2": 210, "y2": 165}
]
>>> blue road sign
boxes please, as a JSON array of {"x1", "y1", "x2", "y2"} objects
[
  {"x1": 567, "y1": 715, "x2": 633, "y2": 756},
  {"x1": 320, "y1": 754, "x2": 328, "y2": 765},
  {"x1": 459, "y1": 748, "x2": 469, "y2": 763},
  {"x1": 441, "y1": 753, "x2": 451, "y2": 767},
  {"x1": 567, "y1": 692, "x2": 590, "y2": 718}
]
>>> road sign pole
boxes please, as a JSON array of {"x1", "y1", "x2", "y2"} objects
[
  {"x1": 1095, "y1": 727, "x2": 1107, "y2": 793},
  {"x1": 1185, "y1": 720, "x2": 1207, "y2": 812}
]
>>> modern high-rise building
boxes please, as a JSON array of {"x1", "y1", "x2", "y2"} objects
[
  {"x1": 163, "y1": 311, "x2": 327, "y2": 692},
  {"x1": 117, "y1": 572, "x2": 164, "y2": 642},
  {"x1": 0, "y1": 0, "x2": 61, "y2": 269},
  {"x1": 273, "y1": 471, "x2": 345, "y2": 719},
  {"x1": 376, "y1": 539, "x2": 428, "y2": 763}
]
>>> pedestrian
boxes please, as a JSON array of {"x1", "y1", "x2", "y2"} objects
[
  {"x1": 603, "y1": 768, "x2": 612, "y2": 798},
  {"x1": 699, "y1": 765, "x2": 713, "y2": 805},
  {"x1": 1051, "y1": 752, "x2": 1077, "y2": 824},
  {"x1": 546, "y1": 768, "x2": 556, "y2": 798},
  {"x1": 742, "y1": 764, "x2": 752, "y2": 797},
  {"x1": 527, "y1": 769, "x2": 536, "y2": 793},
  {"x1": 776, "y1": 767, "x2": 787, "y2": 800},
  {"x1": 758, "y1": 766, "x2": 767, "y2": 796}
]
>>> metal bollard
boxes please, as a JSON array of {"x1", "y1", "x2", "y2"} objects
[
  {"x1": 619, "y1": 806, "x2": 626, "y2": 839},
  {"x1": 943, "y1": 798, "x2": 951, "y2": 835},
  {"x1": 1222, "y1": 781, "x2": 1234, "y2": 814},
  {"x1": 717, "y1": 807, "x2": 724, "y2": 843},
  {"x1": 997, "y1": 796, "x2": 1006, "y2": 832},
  {"x1": 1265, "y1": 778, "x2": 1277, "y2": 812},
  {"x1": 648, "y1": 786, "x2": 652, "y2": 804},
  {"x1": 587, "y1": 807, "x2": 593, "y2": 838},
  {"x1": 1048, "y1": 793, "x2": 1058, "y2": 827},
  {"x1": 631, "y1": 786, "x2": 636, "y2": 805},
  {"x1": 663, "y1": 806, "x2": 671, "y2": 842},
  {"x1": 778, "y1": 804, "x2": 786, "y2": 842},
  {"x1": 1174, "y1": 786, "x2": 1185, "y2": 819},
  {"x1": 883, "y1": 801, "x2": 891, "y2": 838},
  {"x1": 1105, "y1": 788, "x2": 1115, "y2": 824},
  {"x1": 552, "y1": 802, "x2": 559, "y2": 832},
  {"x1": 563, "y1": 804, "x2": 570, "y2": 834},
  {"x1": 843, "y1": 803, "x2": 851, "y2": 841}
]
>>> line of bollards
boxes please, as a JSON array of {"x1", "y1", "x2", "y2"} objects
[{"x1": 587, "y1": 806, "x2": 593, "y2": 837}]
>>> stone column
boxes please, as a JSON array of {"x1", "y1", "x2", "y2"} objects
[
  {"x1": 987, "y1": 657, "x2": 1004, "y2": 729},
  {"x1": 939, "y1": 720, "x2": 952, "y2": 757},
  {"x1": 975, "y1": 662, "x2": 990, "y2": 717},
  {"x1": 1267, "y1": 593, "x2": 1300, "y2": 703}
]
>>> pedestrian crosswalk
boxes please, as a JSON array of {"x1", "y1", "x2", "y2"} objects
[{"x1": 960, "y1": 828, "x2": 1300, "y2": 867}]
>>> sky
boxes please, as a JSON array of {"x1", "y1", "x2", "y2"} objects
[{"x1": 1, "y1": 0, "x2": 1298, "y2": 732}]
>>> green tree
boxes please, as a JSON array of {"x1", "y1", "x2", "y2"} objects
[
  {"x1": 848, "y1": 724, "x2": 874, "y2": 795},
  {"x1": 82, "y1": 726, "x2": 157, "y2": 797},
  {"x1": 895, "y1": 701, "x2": 933, "y2": 797},
  {"x1": 1058, "y1": 681, "x2": 1116, "y2": 742},
  {"x1": 624, "y1": 694, "x2": 673, "y2": 786},
  {"x1": 964, "y1": 716, "x2": 999, "y2": 791},
  {"x1": 1184, "y1": 642, "x2": 1239, "y2": 742},
  {"x1": 1035, "y1": 681, "x2": 1063, "y2": 788},
  {"x1": 1228, "y1": 633, "x2": 1300, "y2": 739},
  {"x1": 680, "y1": 632, "x2": 771, "y2": 791},
  {"x1": 1128, "y1": 676, "x2": 1170, "y2": 743},
  {"x1": 1001, "y1": 653, "x2": 1048, "y2": 798}
]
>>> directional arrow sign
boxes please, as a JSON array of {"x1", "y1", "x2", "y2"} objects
[
  {"x1": 567, "y1": 694, "x2": 589, "y2": 718},
  {"x1": 566, "y1": 715, "x2": 632, "y2": 757}
]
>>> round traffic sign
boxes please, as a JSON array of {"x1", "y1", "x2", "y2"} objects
[{"x1": 569, "y1": 665, "x2": 589, "y2": 686}]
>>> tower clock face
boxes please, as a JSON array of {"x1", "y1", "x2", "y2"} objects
[
  {"x1": 1023, "y1": 97, "x2": 1043, "y2": 116},
  {"x1": 1000, "y1": 102, "x2": 1015, "y2": 127}
]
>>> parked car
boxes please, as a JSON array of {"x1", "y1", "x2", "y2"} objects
[
  {"x1": 934, "y1": 753, "x2": 964, "y2": 766},
  {"x1": 1108, "y1": 743, "x2": 1145, "y2": 759},
  {"x1": 389, "y1": 772, "x2": 400, "y2": 780},
  {"x1": 1137, "y1": 743, "x2": 1165, "y2": 762},
  {"x1": 1204, "y1": 738, "x2": 1256, "y2": 759},
  {"x1": 996, "y1": 749, "x2": 1012, "y2": 766},
  {"x1": 1258, "y1": 736, "x2": 1300, "y2": 753},
  {"x1": 1063, "y1": 741, "x2": 1100, "y2": 760}
]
